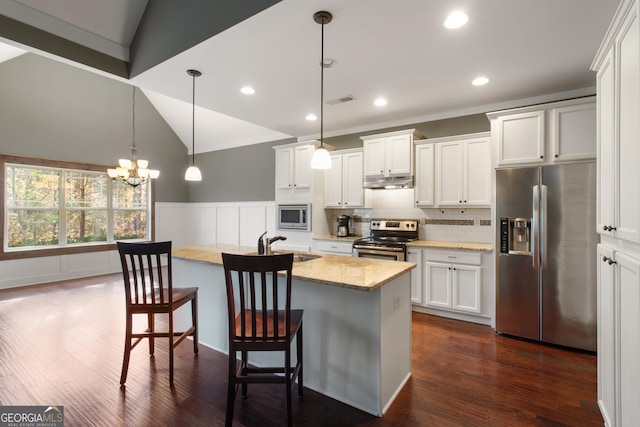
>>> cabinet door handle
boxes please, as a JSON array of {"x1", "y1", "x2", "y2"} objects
[
  {"x1": 603, "y1": 225, "x2": 617, "y2": 232},
  {"x1": 540, "y1": 155, "x2": 544, "y2": 159},
  {"x1": 602, "y1": 256, "x2": 617, "y2": 265}
]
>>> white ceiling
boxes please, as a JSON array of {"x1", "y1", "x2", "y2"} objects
[{"x1": 0, "y1": 0, "x2": 619, "y2": 154}]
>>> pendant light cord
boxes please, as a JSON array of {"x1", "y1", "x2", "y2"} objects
[
  {"x1": 132, "y1": 86, "x2": 136, "y2": 150},
  {"x1": 320, "y1": 21, "x2": 325, "y2": 148},
  {"x1": 191, "y1": 73, "x2": 196, "y2": 166}
]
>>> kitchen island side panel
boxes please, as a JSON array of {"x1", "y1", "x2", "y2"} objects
[{"x1": 172, "y1": 258, "x2": 412, "y2": 417}]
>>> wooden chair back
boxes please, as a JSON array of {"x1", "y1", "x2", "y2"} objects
[
  {"x1": 222, "y1": 253, "x2": 294, "y2": 345},
  {"x1": 117, "y1": 241, "x2": 173, "y2": 310}
]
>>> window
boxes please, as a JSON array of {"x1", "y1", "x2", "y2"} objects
[{"x1": 1, "y1": 155, "x2": 154, "y2": 259}]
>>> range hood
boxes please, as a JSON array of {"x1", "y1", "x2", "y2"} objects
[{"x1": 363, "y1": 175, "x2": 414, "y2": 189}]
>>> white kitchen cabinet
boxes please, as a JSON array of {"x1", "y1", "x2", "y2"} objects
[
  {"x1": 407, "y1": 247, "x2": 423, "y2": 304},
  {"x1": 324, "y1": 149, "x2": 363, "y2": 208},
  {"x1": 487, "y1": 97, "x2": 596, "y2": 167},
  {"x1": 434, "y1": 133, "x2": 491, "y2": 208},
  {"x1": 593, "y1": 6, "x2": 640, "y2": 243},
  {"x1": 275, "y1": 143, "x2": 313, "y2": 190},
  {"x1": 597, "y1": 244, "x2": 616, "y2": 427},
  {"x1": 551, "y1": 102, "x2": 597, "y2": 162},
  {"x1": 592, "y1": 2, "x2": 640, "y2": 426},
  {"x1": 414, "y1": 142, "x2": 434, "y2": 207},
  {"x1": 492, "y1": 110, "x2": 545, "y2": 166},
  {"x1": 274, "y1": 141, "x2": 321, "y2": 203},
  {"x1": 424, "y1": 250, "x2": 481, "y2": 314},
  {"x1": 361, "y1": 129, "x2": 422, "y2": 178},
  {"x1": 597, "y1": 245, "x2": 640, "y2": 427},
  {"x1": 314, "y1": 239, "x2": 353, "y2": 256}
]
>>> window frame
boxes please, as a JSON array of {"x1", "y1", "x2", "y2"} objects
[{"x1": 1, "y1": 154, "x2": 155, "y2": 260}]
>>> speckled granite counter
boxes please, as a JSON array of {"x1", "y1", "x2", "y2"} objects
[
  {"x1": 172, "y1": 244, "x2": 415, "y2": 291},
  {"x1": 407, "y1": 240, "x2": 493, "y2": 252}
]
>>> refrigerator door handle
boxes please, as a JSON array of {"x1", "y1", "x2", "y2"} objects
[
  {"x1": 541, "y1": 184, "x2": 548, "y2": 269},
  {"x1": 532, "y1": 185, "x2": 539, "y2": 269}
]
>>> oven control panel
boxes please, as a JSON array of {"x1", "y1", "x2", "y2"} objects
[{"x1": 370, "y1": 220, "x2": 418, "y2": 231}]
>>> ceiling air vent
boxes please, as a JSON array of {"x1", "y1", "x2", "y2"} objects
[{"x1": 326, "y1": 95, "x2": 355, "y2": 105}]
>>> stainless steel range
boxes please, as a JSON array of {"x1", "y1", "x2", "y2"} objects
[{"x1": 353, "y1": 219, "x2": 418, "y2": 261}]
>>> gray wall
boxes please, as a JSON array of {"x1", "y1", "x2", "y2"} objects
[
  {"x1": 186, "y1": 137, "x2": 295, "y2": 202},
  {"x1": 0, "y1": 53, "x2": 189, "y2": 202},
  {"x1": 323, "y1": 114, "x2": 490, "y2": 150}
]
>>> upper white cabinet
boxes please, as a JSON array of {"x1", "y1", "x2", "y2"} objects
[
  {"x1": 274, "y1": 141, "x2": 318, "y2": 203},
  {"x1": 487, "y1": 97, "x2": 596, "y2": 167},
  {"x1": 414, "y1": 142, "x2": 435, "y2": 207},
  {"x1": 361, "y1": 129, "x2": 422, "y2": 178},
  {"x1": 593, "y1": 2, "x2": 640, "y2": 243},
  {"x1": 324, "y1": 149, "x2": 364, "y2": 208},
  {"x1": 492, "y1": 110, "x2": 545, "y2": 165},
  {"x1": 433, "y1": 132, "x2": 491, "y2": 208}
]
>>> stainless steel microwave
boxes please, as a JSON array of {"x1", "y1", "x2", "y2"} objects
[{"x1": 277, "y1": 204, "x2": 311, "y2": 231}]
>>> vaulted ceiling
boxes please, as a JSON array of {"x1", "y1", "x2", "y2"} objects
[{"x1": 0, "y1": 0, "x2": 619, "y2": 154}]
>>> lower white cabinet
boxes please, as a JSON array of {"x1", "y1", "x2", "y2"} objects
[
  {"x1": 597, "y1": 244, "x2": 640, "y2": 427},
  {"x1": 407, "y1": 247, "x2": 423, "y2": 304},
  {"x1": 424, "y1": 250, "x2": 481, "y2": 314},
  {"x1": 314, "y1": 239, "x2": 353, "y2": 256}
]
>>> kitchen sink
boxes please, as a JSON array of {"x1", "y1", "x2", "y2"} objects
[{"x1": 246, "y1": 251, "x2": 321, "y2": 262}]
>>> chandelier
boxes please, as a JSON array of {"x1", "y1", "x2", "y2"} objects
[{"x1": 107, "y1": 86, "x2": 159, "y2": 187}]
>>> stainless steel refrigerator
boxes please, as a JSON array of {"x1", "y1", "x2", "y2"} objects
[{"x1": 495, "y1": 162, "x2": 597, "y2": 352}]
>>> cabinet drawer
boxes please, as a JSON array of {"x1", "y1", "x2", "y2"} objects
[
  {"x1": 425, "y1": 250, "x2": 481, "y2": 265},
  {"x1": 317, "y1": 240, "x2": 353, "y2": 255}
]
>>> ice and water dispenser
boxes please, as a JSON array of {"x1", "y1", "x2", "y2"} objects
[{"x1": 499, "y1": 217, "x2": 532, "y2": 254}]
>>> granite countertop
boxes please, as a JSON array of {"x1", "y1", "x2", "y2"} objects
[{"x1": 172, "y1": 245, "x2": 415, "y2": 292}]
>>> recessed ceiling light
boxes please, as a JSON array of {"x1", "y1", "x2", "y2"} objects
[
  {"x1": 306, "y1": 113, "x2": 317, "y2": 121},
  {"x1": 240, "y1": 86, "x2": 255, "y2": 95},
  {"x1": 444, "y1": 11, "x2": 468, "y2": 29},
  {"x1": 374, "y1": 98, "x2": 388, "y2": 107},
  {"x1": 472, "y1": 76, "x2": 490, "y2": 86}
]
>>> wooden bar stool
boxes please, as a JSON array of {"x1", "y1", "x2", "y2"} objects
[
  {"x1": 222, "y1": 252, "x2": 303, "y2": 427},
  {"x1": 117, "y1": 241, "x2": 198, "y2": 385}
]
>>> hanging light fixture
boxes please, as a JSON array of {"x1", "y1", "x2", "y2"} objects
[
  {"x1": 185, "y1": 69, "x2": 203, "y2": 181},
  {"x1": 107, "y1": 86, "x2": 159, "y2": 187},
  {"x1": 310, "y1": 10, "x2": 333, "y2": 170}
]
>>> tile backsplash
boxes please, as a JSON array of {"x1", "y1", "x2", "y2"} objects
[{"x1": 327, "y1": 188, "x2": 494, "y2": 244}]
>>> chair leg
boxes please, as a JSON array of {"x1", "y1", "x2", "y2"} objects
[
  {"x1": 192, "y1": 294, "x2": 199, "y2": 355},
  {"x1": 297, "y1": 323, "x2": 303, "y2": 397},
  {"x1": 241, "y1": 350, "x2": 248, "y2": 396},
  {"x1": 168, "y1": 311, "x2": 174, "y2": 385},
  {"x1": 285, "y1": 348, "x2": 292, "y2": 427},
  {"x1": 120, "y1": 313, "x2": 133, "y2": 385},
  {"x1": 226, "y1": 350, "x2": 237, "y2": 427},
  {"x1": 148, "y1": 312, "x2": 155, "y2": 355}
]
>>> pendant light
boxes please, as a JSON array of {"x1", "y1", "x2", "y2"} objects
[
  {"x1": 107, "y1": 86, "x2": 159, "y2": 187},
  {"x1": 185, "y1": 69, "x2": 203, "y2": 181},
  {"x1": 310, "y1": 11, "x2": 333, "y2": 170}
]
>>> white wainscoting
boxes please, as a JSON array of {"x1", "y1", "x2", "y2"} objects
[{"x1": 0, "y1": 201, "x2": 279, "y2": 289}]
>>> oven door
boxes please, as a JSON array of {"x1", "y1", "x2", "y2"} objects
[{"x1": 353, "y1": 247, "x2": 405, "y2": 262}]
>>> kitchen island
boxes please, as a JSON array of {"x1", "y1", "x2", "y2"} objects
[{"x1": 172, "y1": 245, "x2": 415, "y2": 416}]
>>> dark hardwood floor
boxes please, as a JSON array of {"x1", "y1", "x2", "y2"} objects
[{"x1": 0, "y1": 273, "x2": 602, "y2": 426}]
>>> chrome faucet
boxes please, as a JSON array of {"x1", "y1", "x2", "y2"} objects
[{"x1": 257, "y1": 231, "x2": 287, "y2": 255}]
